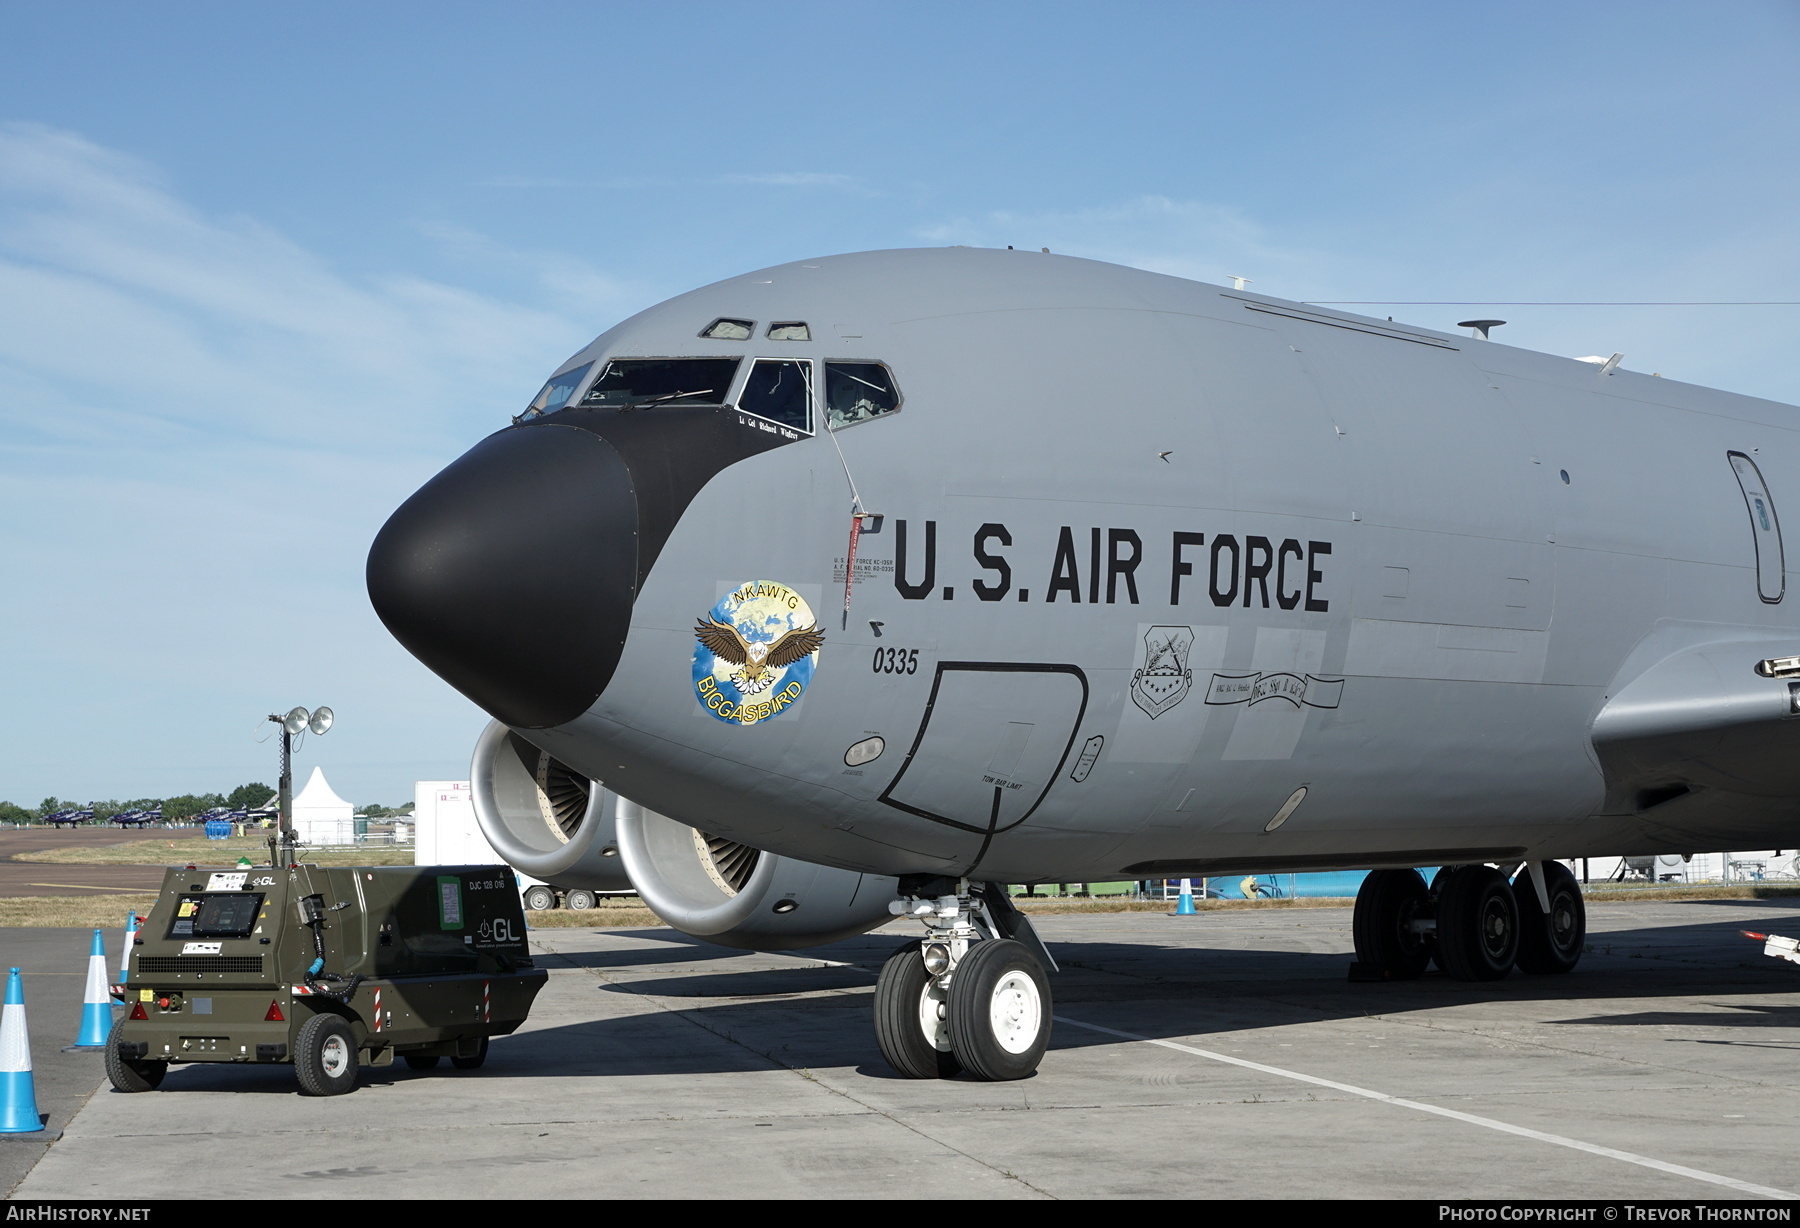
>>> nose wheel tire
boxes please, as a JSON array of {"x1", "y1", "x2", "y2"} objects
[
  {"x1": 1352, "y1": 868, "x2": 1433, "y2": 979},
  {"x1": 564, "y1": 889, "x2": 596, "y2": 911},
  {"x1": 294, "y1": 1014, "x2": 359, "y2": 1096},
  {"x1": 523, "y1": 886, "x2": 558, "y2": 911},
  {"x1": 947, "y1": 939, "x2": 1050, "y2": 1082},
  {"x1": 104, "y1": 1017, "x2": 167, "y2": 1092},
  {"x1": 1434, "y1": 865, "x2": 1519, "y2": 981},
  {"x1": 1513, "y1": 862, "x2": 1586, "y2": 974},
  {"x1": 873, "y1": 942, "x2": 961, "y2": 1079}
]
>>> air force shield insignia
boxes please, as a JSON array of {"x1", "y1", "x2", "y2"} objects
[{"x1": 1130, "y1": 625, "x2": 1194, "y2": 719}]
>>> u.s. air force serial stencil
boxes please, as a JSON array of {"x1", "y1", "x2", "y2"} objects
[{"x1": 369, "y1": 245, "x2": 1800, "y2": 1083}]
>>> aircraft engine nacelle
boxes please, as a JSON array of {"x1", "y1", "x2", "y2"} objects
[
  {"x1": 615, "y1": 799, "x2": 898, "y2": 951},
  {"x1": 469, "y1": 720, "x2": 633, "y2": 891}
]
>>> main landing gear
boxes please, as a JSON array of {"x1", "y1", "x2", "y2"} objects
[
  {"x1": 873, "y1": 879, "x2": 1055, "y2": 1081},
  {"x1": 1351, "y1": 861, "x2": 1586, "y2": 982}
]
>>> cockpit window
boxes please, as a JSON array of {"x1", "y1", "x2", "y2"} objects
[
  {"x1": 523, "y1": 362, "x2": 594, "y2": 418},
  {"x1": 767, "y1": 321, "x2": 811, "y2": 341},
  {"x1": 701, "y1": 318, "x2": 754, "y2": 341},
  {"x1": 825, "y1": 362, "x2": 900, "y2": 429},
  {"x1": 579, "y1": 358, "x2": 743, "y2": 409},
  {"x1": 738, "y1": 359, "x2": 812, "y2": 432}
]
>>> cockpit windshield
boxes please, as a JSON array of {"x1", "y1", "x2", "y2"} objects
[
  {"x1": 825, "y1": 362, "x2": 900, "y2": 429},
  {"x1": 579, "y1": 358, "x2": 742, "y2": 409},
  {"x1": 738, "y1": 359, "x2": 812, "y2": 432},
  {"x1": 523, "y1": 362, "x2": 594, "y2": 418}
]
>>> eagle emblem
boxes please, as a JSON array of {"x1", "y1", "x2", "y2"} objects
[
  {"x1": 691, "y1": 580, "x2": 824, "y2": 725},
  {"x1": 693, "y1": 616, "x2": 825, "y2": 696}
]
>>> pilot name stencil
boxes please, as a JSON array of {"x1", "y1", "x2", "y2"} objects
[{"x1": 1204, "y1": 671, "x2": 1344, "y2": 709}]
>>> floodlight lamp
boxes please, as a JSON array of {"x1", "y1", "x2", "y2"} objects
[
  {"x1": 283, "y1": 707, "x2": 310, "y2": 736},
  {"x1": 308, "y1": 706, "x2": 334, "y2": 736}
]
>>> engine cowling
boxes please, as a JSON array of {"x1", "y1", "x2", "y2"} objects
[
  {"x1": 615, "y1": 798, "x2": 898, "y2": 951},
  {"x1": 468, "y1": 720, "x2": 633, "y2": 891}
]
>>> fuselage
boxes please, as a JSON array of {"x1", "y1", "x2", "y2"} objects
[{"x1": 368, "y1": 248, "x2": 1800, "y2": 884}]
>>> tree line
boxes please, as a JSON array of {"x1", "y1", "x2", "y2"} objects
[{"x1": 0, "y1": 784, "x2": 414, "y2": 824}]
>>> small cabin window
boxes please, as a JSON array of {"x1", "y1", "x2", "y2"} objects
[
  {"x1": 767, "y1": 321, "x2": 811, "y2": 341},
  {"x1": 1729, "y1": 451, "x2": 1785, "y2": 603},
  {"x1": 737, "y1": 359, "x2": 812, "y2": 432},
  {"x1": 700, "y1": 318, "x2": 754, "y2": 341},
  {"x1": 522, "y1": 362, "x2": 594, "y2": 419},
  {"x1": 825, "y1": 362, "x2": 900, "y2": 429},
  {"x1": 579, "y1": 358, "x2": 742, "y2": 409}
]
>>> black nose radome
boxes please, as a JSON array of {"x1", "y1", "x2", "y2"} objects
[{"x1": 367, "y1": 424, "x2": 637, "y2": 729}]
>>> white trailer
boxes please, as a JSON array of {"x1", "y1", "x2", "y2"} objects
[
  {"x1": 412, "y1": 780, "x2": 614, "y2": 910},
  {"x1": 414, "y1": 780, "x2": 548, "y2": 906}
]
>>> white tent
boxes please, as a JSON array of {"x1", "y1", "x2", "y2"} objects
[{"x1": 292, "y1": 766, "x2": 355, "y2": 847}]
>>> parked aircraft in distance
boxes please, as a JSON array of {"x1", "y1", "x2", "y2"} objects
[{"x1": 369, "y1": 248, "x2": 1800, "y2": 1080}]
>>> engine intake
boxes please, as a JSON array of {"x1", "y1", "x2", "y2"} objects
[
  {"x1": 616, "y1": 799, "x2": 896, "y2": 950},
  {"x1": 468, "y1": 720, "x2": 632, "y2": 891}
]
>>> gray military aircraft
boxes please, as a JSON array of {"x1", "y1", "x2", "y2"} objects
[{"x1": 367, "y1": 247, "x2": 1800, "y2": 1081}]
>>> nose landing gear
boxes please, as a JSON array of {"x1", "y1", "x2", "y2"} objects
[{"x1": 873, "y1": 880, "x2": 1053, "y2": 1081}]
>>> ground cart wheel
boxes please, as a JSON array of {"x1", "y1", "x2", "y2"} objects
[
  {"x1": 1513, "y1": 862, "x2": 1586, "y2": 975},
  {"x1": 104, "y1": 1017, "x2": 166, "y2": 1093},
  {"x1": 402, "y1": 1054, "x2": 441, "y2": 1070},
  {"x1": 873, "y1": 941, "x2": 961, "y2": 1079},
  {"x1": 1435, "y1": 865, "x2": 1519, "y2": 982},
  {"x1": 947, "y1": 939, "x2": 1050, "y2": 1082},
  {"x1": 294, "y1": 1014, "x2": 359, "y2": 1096},
  {"x1": 523, "y1": 885, "x2": 558, "y2": 911},
  {"x1": 1352, "y1": 868, "x2": 1433, "y2": 979},
  {"x1": 451, "y1": 1037, "x2": 489, "y2": 1070}
]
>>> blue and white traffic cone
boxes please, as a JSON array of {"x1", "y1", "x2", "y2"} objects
[
  {"x1": 118, "y1": 910, "x2": 139, "y2": 982},
  {"x1": 0, "y1": 968, "x2": 44, "y2": 1133},
  {"x1": 66, "y1": 929, "x2": 113, "y2": 1051},
  {"x1": 1176, "y1": 877, "x2": 1196, "y2": 915}
]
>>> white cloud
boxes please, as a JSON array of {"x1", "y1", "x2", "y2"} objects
[
  {"x1": 720, "y1": 171, "x2": 867, "y2": 192},
  {"x1": 0, "y1": 123, "x2": 602, "y2": 454},
  {"x1": 411, "y1": 219, "x2": 645, "y2": 322},
  {"x1": 0, "y1": 123, "x2": 630, "y2": 804}
]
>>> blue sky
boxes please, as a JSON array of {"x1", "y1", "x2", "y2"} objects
[{"x1": 2, "y1": 2, "x2": 1798, "y2": 807}]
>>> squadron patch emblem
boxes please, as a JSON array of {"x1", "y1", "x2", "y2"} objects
[
  {"x1": 1130, "y1": 625, "x2": 1195, "y2": 719},
  {"x1": 692, "y1": 580, "x2": 825, "y2": 725}
]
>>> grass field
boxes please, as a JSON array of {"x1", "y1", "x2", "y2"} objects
[
  {"x1": 525, "y1": 900, "x2": 664, "y2": 928},
  {"x1": 1581, "y1": 883, "x2": 1800, "y2": 902},
  {"x1": 0, "y1": 894, "x2": 159, "y2": 929},
  {"x1": 13, "y1": 836, "x2": 415, "y2": 867}
]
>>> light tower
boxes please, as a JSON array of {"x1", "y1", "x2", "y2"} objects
[{"x1": 266, "y1": 706, "x2": 333, "y2": 864}]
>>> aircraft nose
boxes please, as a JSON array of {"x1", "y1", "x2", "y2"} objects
[{"x1": 366, "y1": 424, "x2": 638, "y2": 729}]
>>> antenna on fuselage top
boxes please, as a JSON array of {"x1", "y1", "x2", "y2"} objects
[{"x1": 1228, "y1": 275, "x2": 1252, "y2": 290}]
